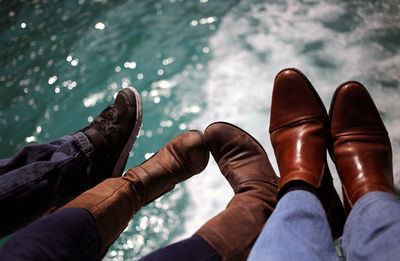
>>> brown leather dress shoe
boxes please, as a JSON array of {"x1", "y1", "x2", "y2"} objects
[
  {"x1": 269, "y1": 68, "x2": 345, "y2": 239},
  {"x1": 59, "y1": 130, "x2": 209, "y2": 258},
  {"x1": 329, "y1": 81, "x2": 396, "y2": 208},
  {"x1": 195, "y1": 122, "x2": 279, "y2": 261}
]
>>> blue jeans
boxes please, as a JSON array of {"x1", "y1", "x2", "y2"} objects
[
  {"x1": 248, "y1": 190, "x2": 400, "y2": 261},
  {"x1": 0, "y1": 132, "x2": 96, "y2": 238}
]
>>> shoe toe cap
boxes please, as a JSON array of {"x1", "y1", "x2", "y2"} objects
[
  {"x1": 270, "y1": 68, "x2": 327, "y2": 132},
  {"x1": 172, "y1": 130, "x2": 209, "y2": 174},
  {"x1": 330, "y1": 82, "x2": 387, "y2": 136}
]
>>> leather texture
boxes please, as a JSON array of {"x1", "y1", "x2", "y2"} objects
[
  {"x1": 329, "y1": 82, "x2": 396, "y2": 207},
  {"x1": 123, "y1": 130, "x2": 209, "y2": 205},
  {"x1": 59, "y1": 130, "x2": 209, "y2": 259},
  {"x1": 269, "y1": 68, "x2": 345, "y2": 239},
  {"x1": 270, "y1": 68, "x2": 328, "y2": 188},
  {"x1": 195, "y1": 122, "x2": 279, "y2": 261}
]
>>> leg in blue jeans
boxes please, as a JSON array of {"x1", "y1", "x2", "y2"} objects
[
  {"x1": 0, "y1": 87, "x2": 142, "y2": 238},
  {"x1": 342, "y1": 191, "x2": 400, "y2": 261},
  {"x1": 248, "y1": 190, "x2": 337, "y2": 261},
  {"x1": 0, "y1": 132, "x2": 96, "y2": 237},
  {"x1": 248, "y1": 190, "x2": 400, "y2": 261}
]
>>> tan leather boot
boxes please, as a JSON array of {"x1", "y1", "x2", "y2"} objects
[
  {"x1": 195, "y1": 122, "x2": 279, "y2": 261},
  {"x1": 329, "y1": 82, "x2": 396, "y2": 207},
  {"x1": 59, "y1": 130, "x2": 209, "y2": 258},
  {"x1": 269, "y1": 68, "x2": 345, "y2": 239}
]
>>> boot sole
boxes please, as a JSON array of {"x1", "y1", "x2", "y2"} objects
[{"x1": 111, "y1": 87, "x2": 143, "y2": 177}]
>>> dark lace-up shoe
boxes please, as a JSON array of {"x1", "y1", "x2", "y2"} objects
[{"x1": 78, "y1": 87, "x2": 142, "y2": 181}]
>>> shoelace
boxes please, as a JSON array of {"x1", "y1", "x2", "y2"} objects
[{"x1": 92, "y1": 106, "x2": 117, "y2": 134}]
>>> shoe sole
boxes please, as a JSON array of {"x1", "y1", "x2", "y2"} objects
[{"x1": 111, "y1": 87, "x2": 143, "y2": 177}]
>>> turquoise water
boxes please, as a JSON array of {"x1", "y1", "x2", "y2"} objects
[{"x1": 1, "y1": 0, "x2": 400, "y2": 259}]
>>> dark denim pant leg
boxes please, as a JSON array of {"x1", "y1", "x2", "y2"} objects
[
  {"x1": 0, "y1": 212, "x2": 219, "y2": 261},
  {"x1": 139, "y1": 235, "x2": 221, "y2": 261},
  {"x1": 0, "y1": 208, "x2": 100, "y2": 261},
  {"x1": 0, "y1": 132, "x2": 96, "y2": 238}
]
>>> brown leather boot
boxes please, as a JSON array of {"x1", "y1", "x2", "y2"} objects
[
  {"x1": 329, "y1": 82, "x2": 396, "y2": 208},
  {"x1": 194, "y1": 122, "x2": 279, "y2": 261},
  {"x1": 59, "y1": 130, "x2": 209, "y2": 258},
  {"x1": 269, "y1": 68, "x2": 345, "y2": 239}
]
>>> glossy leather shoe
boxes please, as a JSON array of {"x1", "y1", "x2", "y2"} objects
[
  {"x1": 195, "y1": 122, "x2": 279, "y2": 261},
  {"x1": 329, "y1": 82, "x2": 396, "y2": 208},
  {"x1": 269, "y1": 68, "x2": 345, "y2": 239}
]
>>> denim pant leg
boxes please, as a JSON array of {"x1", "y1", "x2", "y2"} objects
[
  {"x1": 0, "y1": 208, "x2": 100, "y2": 261},
  {"x1": 342, "y1": 191, "x2": 400, "y2": 261},
  {"x1": 248, "y1": 190, "x2": 337, "y2": 261},
  {"x1": 0, "y1": 132, "x2": 96, "y2": 238}
]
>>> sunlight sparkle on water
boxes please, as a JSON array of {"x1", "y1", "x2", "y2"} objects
[
  {"x1": 95, "y1": 22, "x2": 105, "y2": 30},
  {"x1": 144, "y1": 153, "x2": 155, "y2": 160},
  {"x1": 48, "y1": 76, "x2": 57, "y2": 85}
]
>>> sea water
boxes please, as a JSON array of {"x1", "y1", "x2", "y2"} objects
[{"x1": 0, "y1": 0, "x2": 399, "y2": 259}]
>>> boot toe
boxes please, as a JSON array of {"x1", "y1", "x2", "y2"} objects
[
  {"x1": 175, "y1": 130, "x2": 210, "y2": 174},
  {"x1": 270, "y1": 68, "x2": 327, "y2": 132},
  {"x1": 203, "y1": 122, "x2": 242, "y2": 162},
  {"x1": 330, "y1": 82, "x2": 387, "y2": 136},
  {"x1": 204, "y1": 122, "x2": 278, "y2": 189}
]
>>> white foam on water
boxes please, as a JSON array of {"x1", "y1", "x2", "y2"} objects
[{"x1": 174, "y1": 0, "x2": 400, "y2": 239}]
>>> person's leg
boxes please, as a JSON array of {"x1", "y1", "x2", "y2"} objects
[
  {"x1": 329, "y1": 82, "x2": 398, "y2": 260},
  {"x1": 0, "y1": 132, "x2": 95, "y2": 238},
  {"x1": 194, "y1": 122, "x2": 279, "y2": 261},
  {"x1": 341, "y1": 192, "x2": 400, "y2": 260},
  {"x1": 0, "y1": 130, "x2": 209, "y2": 260},
  {"x1": 141, "y1": 122, "x2": 279, "y2": 261},
  {"x1": 58, "y1": 130, "x2": 209, "y2": 259},
  {"x1": 139, "y1": 236, "x2": 221, "y2": 261},
  {"x1": 268, "y1": 68, "x2": 345, "y2": 239},
  {"x1": 248, "y1": 190, "x2": 337, "y2": 261},
  {"x1": 0, "y1": 132, "x2": 91, "y2": 176},
  {"x1": 0, "y1": 208, "x2": 100, "y2": 261},
  {"x1": 0, "y1": 87, "x2": 142, "y2": 238},
  {"x1": 247, "y1": 69, "x2": 347, "y2": 260}
]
